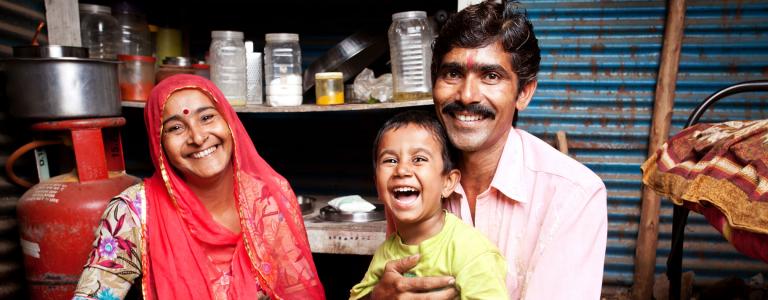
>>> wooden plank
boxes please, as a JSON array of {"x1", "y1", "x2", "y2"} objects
[
  {"x1": 43, "y1": 0, "x2": 80, "y2": 46},
  {"x1": 633, "y1": 0, "x2": 687, "y2": 299},
  {"x1": 123, "y1": 99, "x2": 434, "y2": 113}
]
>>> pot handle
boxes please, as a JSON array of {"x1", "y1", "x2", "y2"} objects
[{"x1": 5, "y1": 140, "x2": 63, "y2": 188}]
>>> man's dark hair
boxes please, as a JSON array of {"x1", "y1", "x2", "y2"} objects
[
  {"x1": 372, "y1": 110, "x2": 455, "y2": 174},
  {"x1": 431, "y1": 0, "x2": 541, "y2": 89}
]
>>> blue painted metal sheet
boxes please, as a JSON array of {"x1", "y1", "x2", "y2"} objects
[{"x1": 519, "y1": 0, "x2": 768, "y2": 292}]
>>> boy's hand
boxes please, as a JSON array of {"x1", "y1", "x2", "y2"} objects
[{"x1": 369, "y1": 255, "x2": 457, "y2": 300}]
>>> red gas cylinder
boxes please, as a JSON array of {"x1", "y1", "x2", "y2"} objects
[{"x1": 9, "y1": 117, "x2": 140, "y2": 299}]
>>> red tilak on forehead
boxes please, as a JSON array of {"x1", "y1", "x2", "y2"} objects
[
  {"x1": 466, "y1": 53, "x2": 475, "y2": 69},
  {"x1": 182, "y1": 108, "x2": 190, "y2": 115}
]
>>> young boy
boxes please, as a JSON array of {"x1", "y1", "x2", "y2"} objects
[{"x1": 349, "y1": 110, "x2": 508, "y2": 300}]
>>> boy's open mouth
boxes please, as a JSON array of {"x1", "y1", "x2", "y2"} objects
[{"x1": 392, "y1": 186, "x2": 420, "y2": 207}]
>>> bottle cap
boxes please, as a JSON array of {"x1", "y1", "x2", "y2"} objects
[
  {"x1": 315, "y1": 72, "x2": 343, "y2": 80},
  {"x1": 79, "y1": 4, "x2": 112, "y2": 14},
  {"x1": 392, "y1": 11, "x2": 426, "y2": 21},
  {"x1": 266, "y1": 33, "x2": 299, "y2": 42},
  {"x1": 212, "y1": 31, "x2": 244, "y2": 40}
]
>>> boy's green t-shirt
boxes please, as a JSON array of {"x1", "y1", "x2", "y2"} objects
[{"x1": 349, "y1": 212, "x2": 508, "y2": 300}]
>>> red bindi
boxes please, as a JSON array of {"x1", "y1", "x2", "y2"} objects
[
  {"x1": 466, "y1": 54, "x2": 475, "y2": 70},
  {"x1": 182, "y1": 108, "x2": 190, "y2": 115}
]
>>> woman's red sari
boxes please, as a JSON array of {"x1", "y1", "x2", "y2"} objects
[{"x1": 141, "y1": 74, "x2": 325, "y2": 299}]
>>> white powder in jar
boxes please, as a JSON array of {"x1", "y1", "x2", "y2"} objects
[{"x1": 266, "y1": 74, "x2": 302, "y2": 106}]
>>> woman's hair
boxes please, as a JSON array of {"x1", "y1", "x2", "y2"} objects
[
  {"x1": 431, "y1": 0, "x2": 541, "y2": 89},
  {"x1": 372, "y1": 110, "x2": 456, "y2": 174}
]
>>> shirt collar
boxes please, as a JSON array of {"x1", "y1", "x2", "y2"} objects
[
  {"x1": 490, "y1": 128, "x2": 529, "y2": 203},
  {"x1": 452, "y1": 128, "x2": 530, "y2": 204}
]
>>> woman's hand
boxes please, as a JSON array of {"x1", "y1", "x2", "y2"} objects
[{"x1": 369, "y1": 255, "x2": 457, "y2": 300}]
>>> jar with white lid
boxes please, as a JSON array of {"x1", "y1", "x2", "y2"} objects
[
  {"x1": 388, "y1": 11, "x2": 433, "y2": 102},
  {"x1": 264, "y1": 33, "x2": 302, "y2": 107},
  {"x1": 79, "y1": 4, "x2": 119, "y2": 59},
  {"x1": 210, "y1": 30, "x2": 247, "y2": 106}
]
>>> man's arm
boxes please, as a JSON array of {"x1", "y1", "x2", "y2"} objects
[{"x1": 366, "y1": 255, "x2": 458, "y2": 300}]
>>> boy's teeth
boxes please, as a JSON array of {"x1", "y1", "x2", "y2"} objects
[{"x1": 191, "y1": 146, "x2": 216, "y2": 159}]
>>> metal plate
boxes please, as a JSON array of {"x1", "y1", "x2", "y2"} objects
[
  {"x1": 318, "y1": 204, "x2": 385, "y2": 223},
  {"x1": 302, "y1": 30, "x2": 388, "y2": 93}
]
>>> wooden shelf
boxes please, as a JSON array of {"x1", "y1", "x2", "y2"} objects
[{"x1": 122, "y1": 99, "x2": 434, "y2": 113}]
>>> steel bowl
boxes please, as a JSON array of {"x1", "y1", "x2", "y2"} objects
[{"x1": 1, "y1": 45, "x2": 121, "y2": 120}]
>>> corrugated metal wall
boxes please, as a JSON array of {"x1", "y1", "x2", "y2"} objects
[
  {"x1": 519, "y1": 0, "x2": 768, "y2": 292},
  {"x1": 0, "y1": 1, "x2": 45, "y2": 299}
]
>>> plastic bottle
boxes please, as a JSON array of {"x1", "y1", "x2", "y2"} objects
[
  {"x1": 79, "y1": 4, "x2": 119, "y2": 59},
  {"x1": 112, "y1": 2, "x2": 152, "y2": 56},
  {"x1": 264, "y1": 33, "x2": 302, "y2": 107},
  {"x1": 388, "y1": 11, "x2": 434, "y2": 102},
  {"x1": 210, "y1": 31, "x2": 247, "y2": 106}
]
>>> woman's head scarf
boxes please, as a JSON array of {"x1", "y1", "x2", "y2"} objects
[{"x1": 142, "y1": 74, "x2": 324, "y2": 299}]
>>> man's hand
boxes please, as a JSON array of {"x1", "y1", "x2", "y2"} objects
[{"x1": 369, "y1": 255, "x2": 457, "y2": 300}]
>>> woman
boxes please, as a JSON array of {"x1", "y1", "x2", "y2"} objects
[{"x1": 73, "y1": 74, "x2": 325, "y2": 300}]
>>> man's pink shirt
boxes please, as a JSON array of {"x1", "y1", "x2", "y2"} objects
[{"x1": 444, "y1": 128, "x2": 607, "y2": 299}]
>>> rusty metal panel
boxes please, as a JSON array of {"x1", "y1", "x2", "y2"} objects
[{"x1": 520, "y1": 0, "x2": 768, "y2": 291}]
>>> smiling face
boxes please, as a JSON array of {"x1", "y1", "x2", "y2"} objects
[
  {"x1": 375, "y1": 124, "x2": 460, "y2": 228},
  {"x1": 161, "y1": 89, "x2": 233, "y2": 184},
  {"x1": 433, "y1": 41, "x2": 536, "y2": 153}
]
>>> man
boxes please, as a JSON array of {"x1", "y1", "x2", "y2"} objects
[{"x1": 369, "y1": 1, "x2": 608, "y2": 299}]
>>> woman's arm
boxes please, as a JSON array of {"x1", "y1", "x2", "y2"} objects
[{"x1": 73, "y1": 197, "x2": 143, "y2": 300}]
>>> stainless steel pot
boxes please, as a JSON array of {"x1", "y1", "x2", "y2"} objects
[{"x1": 0, "y1": 45, "x2": 121, "y2": 119}]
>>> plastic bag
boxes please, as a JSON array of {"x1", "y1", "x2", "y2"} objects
[{"x1": 352, "y1": 68, "x2": 393, "y2": 103}]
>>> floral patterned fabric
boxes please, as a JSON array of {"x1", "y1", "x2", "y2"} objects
[
  {"x1": 73, "y1": 184, "x2": 145, "y2": 300},
  {"x1": 642, "y1": 119, "x2": 768, "y2": 262},
  {"x1": 73, "y1": 183, "x2": 271, "y2": 300}
]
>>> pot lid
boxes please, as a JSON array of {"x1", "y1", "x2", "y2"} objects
[{"x1": 13, "y1": 45, "x2": 89, "y2": 58}]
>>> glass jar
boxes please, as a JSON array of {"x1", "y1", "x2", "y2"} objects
[
  {"x1": 156, "y1": 56, "x2": 194, "y2": 83},
  {"x1": 388, "y1": 11, "x2": 434, "y2": 102},
  {"x1": 315, "y1": 72, "x2": 344, "y2": 105},
  {"x1": 264, "y1": 33, "x2": 302, "y2": 107},
  {"x1": 118, "y1": 55, "x2": 155, "y2": 101},
  {"x1": 111, "y1": 3, "x2": 152, "y2": 56},
  {"x1": 79, "y1": 4, "x2": 119, "y2": 59},
  {"x1": 210, "y1": 31, "x2": 247, "y2": 106}
]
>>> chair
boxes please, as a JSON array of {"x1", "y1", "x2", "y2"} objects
[{"x1": 667, "y1": 80, "x2": 768, "y2": 300}]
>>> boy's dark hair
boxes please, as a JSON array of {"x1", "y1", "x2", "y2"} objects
[
  {"x1": 431, "y1": 0, "x2": 541, "y2": 89},
  {"x1": 372, "y1": 110, "x2": 455, "y2": 174}
]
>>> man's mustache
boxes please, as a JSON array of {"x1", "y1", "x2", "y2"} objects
[{"x1": 441, "y1": 102, "x2": 496, "y2": 120}]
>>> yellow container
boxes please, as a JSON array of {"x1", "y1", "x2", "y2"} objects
[{"x1": 315, "y1": 72, "x2": 344, "y2": 105}]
